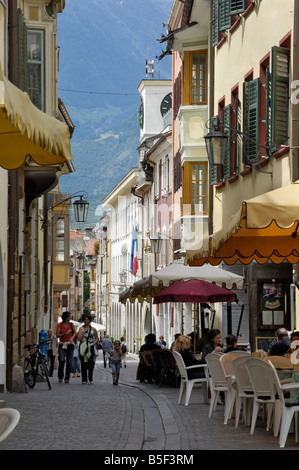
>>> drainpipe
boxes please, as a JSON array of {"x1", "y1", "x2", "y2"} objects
[
  {"x1": 292, "y1": 1, "x2": 299, "y2": 334},
  {"x1": 292, "y1": 0, "x2": 299, "y2": 182},
  {"x1": 7, "y1": 0, "x2": 18, "y2": 391},
  {"x1": 208, "y1": 0, "x2": 214, "y2": 235}
]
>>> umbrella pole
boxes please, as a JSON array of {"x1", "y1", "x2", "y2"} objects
[
  {"x1": 227, "y1": 302, "x2": 232, "y2": 335},
  {"x1": 236, "y1": 303, "x2": 245, "y2": 338}
]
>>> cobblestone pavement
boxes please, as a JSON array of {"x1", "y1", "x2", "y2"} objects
[{"x1": 0, "y1": 352, "x2": 297, "y2": 454}]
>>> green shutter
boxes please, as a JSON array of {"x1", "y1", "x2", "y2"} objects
[
  {"x1": 222, "y1": 104, "x2": 232, "y2": 178},
  {"x1": 242, "y1": 81, "x2": 249, "y2": 165},
  {"x1": 243, "y1": 78, "x2": 260, "y2": 165},
  {"x1": 233, "y1": 96, "x2": 240, "y2": 174},
  {"x1": 219, "y1": 0, "x2": 232, "y2": 31},
  {"x1": 271, "y1": 46, "x2": 290, "y2": 145},
  {"x1": 209, "y1": 116, "x2": 222, "y2": 185},
  {"x1": 212, "y1": 0, "x2": 220, "y2": 47},
  {"x1": 17, "y1": 9, "x2": 28, "y2": 92},
  {"x1": 229, "y1": 0, "x2": 245, "y2": 14}
]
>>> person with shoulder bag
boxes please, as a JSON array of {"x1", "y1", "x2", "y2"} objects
[
  {"x1": 56, "y1": 311, "x2": 76, "y2": 383},
  {"x1": 77, "y1": 315, "x2": 99, "y2": 384}
]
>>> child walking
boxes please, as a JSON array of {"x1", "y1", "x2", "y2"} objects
[{"x1": 110, "y1": 340, "x2": 122, "y2": 385}]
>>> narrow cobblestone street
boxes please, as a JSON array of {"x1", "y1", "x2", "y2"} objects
[{"x1": 0, "y1": 353, "x2": 297, "y2": 456}]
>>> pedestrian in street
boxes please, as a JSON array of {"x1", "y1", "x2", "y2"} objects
[
  {"x1": 120, "y1": 336, "x2": 127, "y2": 368},
  {"x1": 157, "y1": 336, "x2": 167, "y2": 348},
  {"x1": 110, "y1": 340, "x2": 122, "y2": 385},
  {"x1": 102, "y1": 334, "x2": 113, "y2": 368},
  {"x1": 56, "y1": 311, "x2": 76, "y2": 383},
  {"x1": 72, "y1": 338, "x2": 81, "y2": 377},
  {"x1": 201, "y1": 329, "x2": 224, "y2": 362},
  {"x1": 46, "y1": 328, "x2": 58, "y2": 377},
  {"x1": 77, "y1": 315, "x2": 99, "y2": 384}
]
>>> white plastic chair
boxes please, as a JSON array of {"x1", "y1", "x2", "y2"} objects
[
  {"x1": 205, "y1": 353, "x2": 236, "y2": 424},
  {"x1": 268, "y1": 360, "x2": 299, "y2": 447},
  {"x1": 226, "y1": 350, "x2": 250, "y2": 356},
  {"x1": 233, "y1": 356, "x2": 254, "y2": 428},
  {"x1": 0, "y1": 408, "x2": 20, "y2": 444},
  {"x1": 172, "y1": 351, "x2": 209, "y2": 406},
  {"x1": 245, "y1": 358, "x2": 276, "y2": 435},
  {"x1": 220, "y1": 352, "x2": 241, "y2": 378}
]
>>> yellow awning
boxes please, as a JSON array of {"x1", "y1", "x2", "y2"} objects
[
  {"x1": 185, "y1": 182, "x2": 299, "y2": 266},
  {"x1": 0, "y1": 65, "x2": 72, "y2": 170}
]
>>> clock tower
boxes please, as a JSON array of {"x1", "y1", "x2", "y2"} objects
[{"x1": 138, "y1": 79, "x2": 172, "y2": 144}]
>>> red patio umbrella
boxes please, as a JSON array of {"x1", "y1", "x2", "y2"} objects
[{"x1": 153, "y1": 279, "x2": 238, "y2": 304}]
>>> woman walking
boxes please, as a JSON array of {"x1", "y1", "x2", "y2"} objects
[
  {"x1": 77, "y1": 315, "x2": 99, "y2": 384},
  {"x1": 110, "y1": 340, "x2": 123, "y2": 385},
  {"x1": 56, "y1": 311, "x2": 76, "y2": 383}
]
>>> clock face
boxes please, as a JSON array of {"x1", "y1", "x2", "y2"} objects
[
  {"x1": 139, "y1": 96, "x2": 144, "y2": 129},
  {"x1": 160, "y1": 92, "x2": 172, "y2": 117}
]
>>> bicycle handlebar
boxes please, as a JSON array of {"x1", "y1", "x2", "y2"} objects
[{"x1": 24, "y1": 338, "x2": 51, "y2": 351}]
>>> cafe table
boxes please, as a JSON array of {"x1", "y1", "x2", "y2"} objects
[{"x1": 271, "y1": 366, "x2": 299, "y2": 438}]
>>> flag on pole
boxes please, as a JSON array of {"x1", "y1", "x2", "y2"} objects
[{"x1": 130, "y1": 225, "x2": 138, "y2": 276}]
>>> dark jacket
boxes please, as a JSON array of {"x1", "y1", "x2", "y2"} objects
[{"x1": 181, "y1": 349, "x2": 206, "y2": 379}]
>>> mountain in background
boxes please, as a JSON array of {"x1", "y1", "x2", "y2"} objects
[{"x1": 57, "y1": 0, "x2": 173, "y2": 225}]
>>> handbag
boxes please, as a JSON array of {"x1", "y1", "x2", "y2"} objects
[{"x1": 80, "y1": 327, "x2": 92, "y2": 362}]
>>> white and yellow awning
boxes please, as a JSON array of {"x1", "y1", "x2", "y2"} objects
[
  {"x1": 185, "y1": 182, "x2": 299, "y2": 266},
  {"x1": 0, "y1": 65, "x2": 72, "y2": 170}
]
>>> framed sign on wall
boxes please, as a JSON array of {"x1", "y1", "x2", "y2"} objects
[{"x1": 257, "y1": 279, "x2": 290, "y2": 330}]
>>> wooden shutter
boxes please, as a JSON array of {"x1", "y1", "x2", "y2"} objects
[
  {"x1": 222, "y1": 104, "x2": 232, "y2": 178},
  {"x1": 209, "y1": 116, "x2": 223, "y2": 185},
  {"x1": 229, "y1": 0, "x2": 245, "y2": 14},
  {"x1": 233, "y1": 96, "x2": 240, "y2": 174},
  {"x1": 271, "y1": 46, "x2": 290, "y2": 145},
  {"x1": 243, "y1": 78, "x2": 260, "y2": 164},
  {"x1": 17, "y1": 8, "x2": 28, "y2": 92},
  {"x1": 219, "y1": 0, "x2": 232, "y2": 31},
  {"x1": 212, "y1": 0, "x2": 219, "y2": 47}
]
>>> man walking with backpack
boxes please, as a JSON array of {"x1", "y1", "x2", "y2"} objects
[{"x1": 120, "y1": 336, "x2": 127, "y2": 368}]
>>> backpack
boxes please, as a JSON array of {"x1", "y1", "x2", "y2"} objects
[{"x1": 121, "y1": 343, "x2": 127, "y2": 353}]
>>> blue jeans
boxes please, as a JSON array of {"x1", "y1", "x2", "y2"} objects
[
  {"x1": 58, "y1": 344, "x2": 74, "y2": 381},
  {"x1": 111, "y1": 361, "x2": 121, "y2": 375}
]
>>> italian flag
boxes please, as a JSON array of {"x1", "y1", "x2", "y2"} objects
[{"x1": 130, "y1": 225, "x2": 138, "y2": 276}]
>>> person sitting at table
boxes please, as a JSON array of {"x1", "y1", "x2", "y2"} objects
[
  {"x1": 201, "y1": 329, "x2": 224, "y2": 362},
  {"x1": 173, "y1": 335, "x2": 206, "y2": 379},
  {"x1": 269, "y1": 328, "x2": 291, "y2": 356},
  {"x1": 224, "y1": 334, "x2": 240, "y2": 353}
]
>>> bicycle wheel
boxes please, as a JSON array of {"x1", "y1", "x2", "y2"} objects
[
  {"x1": 38, "y1": 356, "x2": 51, "y2": 390},
  {"x1": 24, "y1": 358, "x2": 36, "y2": 388}
]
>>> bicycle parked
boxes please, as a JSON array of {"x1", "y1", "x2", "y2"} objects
[{"x1": 24, "y1": 339, "x2": 51, "y2": 390}]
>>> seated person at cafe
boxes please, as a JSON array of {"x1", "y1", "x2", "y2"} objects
[
  {"x1": 137, "y1": 334, "x2": 161, "y2": 383},
  {"x1": 173, "y1": 335, "x2": 206, "y2": 379},
  {"x1": 268, "y1": 328, "x2": 290, "y2": 356},
  {"x1": 201, "y1": 329, "x2": 224, "y2": 361},
  {"x1": 224, "y1": 334, "x2": 240, "y2": 353}
]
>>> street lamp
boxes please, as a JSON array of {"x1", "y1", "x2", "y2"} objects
[
  {"x1": 204, "y1": 119, "x2": 271, "y2": 170},
  {"x1": 150, "y1": 236, "x2": 163, "y2": 254},
  {"x1": 119, "y1": 270, "x2": 127, "y2": 285},
  {"x1": 77, "y1": 252, "x2": 85, "y2": 270},
  {"x1": 73, "y1": 195, "x2": 89, "y2": 223},
  {"x1": 49, "y1": 191, "x2": 89, "y2": 223},
  {"x1": 204, "y1": 129, "x2": 228, "y2": 166}
]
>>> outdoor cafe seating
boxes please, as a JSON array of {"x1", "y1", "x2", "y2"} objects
[
  {"x1": 203, "y1": 350, "x2": 299, "y2": 448},
  {"x1": 172, "y1": 351, "x2": 209, "y2": 406}
]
